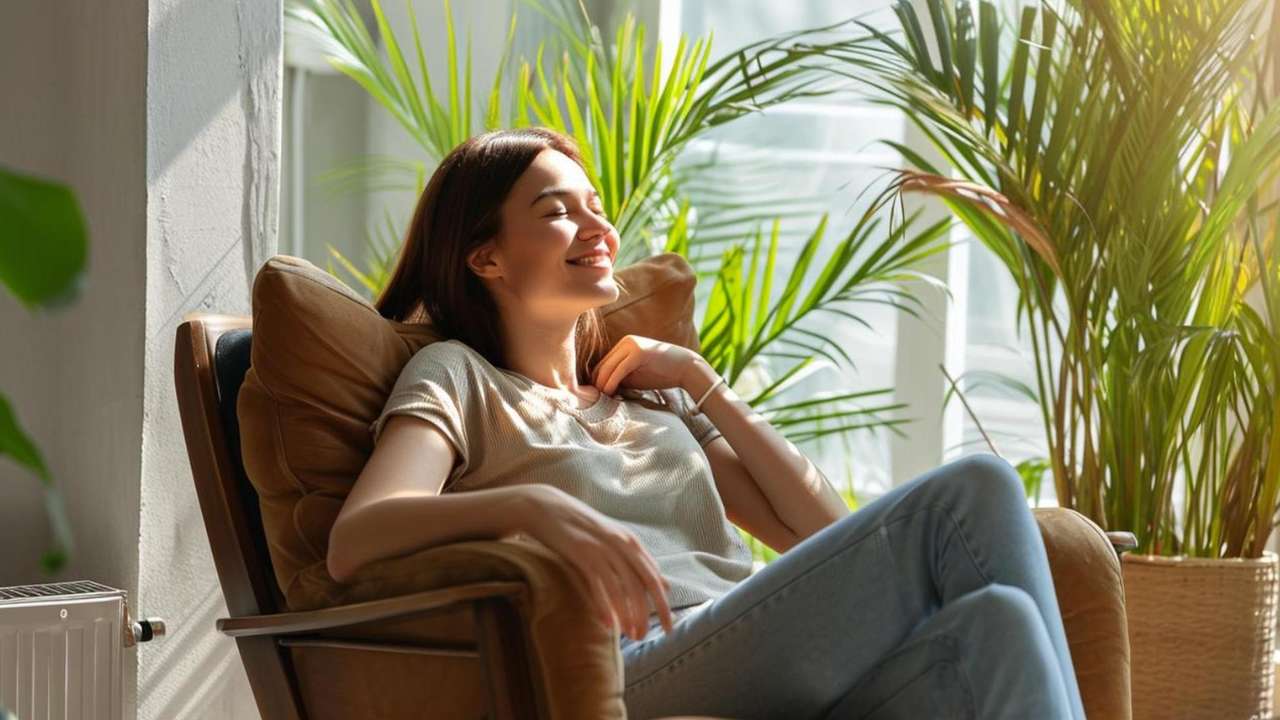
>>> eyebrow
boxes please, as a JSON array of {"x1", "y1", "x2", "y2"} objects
[{"x1": 530, "y1": 186, "x2": 600, "y2": 207}]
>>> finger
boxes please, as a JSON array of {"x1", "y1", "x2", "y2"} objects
[
  {"x1": 595, "y1": 556, "x2": 637, "y2": 640},
  {"x1": 601, "y1": 353, "x2": 639, "y2": 395},
  {"x1": 623, "y1": 540, "x2": 671, "y2": 609},
  {"x1": 621, "y1": 542, "x2": 674, "y2": 635},
  {"x1": 628, "y1": 555, "x2": 671, "y2": 637},
  {"x1": 578, "y1": 554, "x2": 623, "y2": 635},
  {"x1": 632, "y1": 550, "x2": 675, "y2": 634},
  {"x1": 581, "y1": 561, "x2": 616, "y2": 632},
  {"x1": 590, "y1": 347, "x2": 614, "y2": 387},
  {"x1": 606, "y1": 533, "x2": 666, "y2": 638},
  {"x1": 592, "y1": 345, "x2": 626, "y2": 389},
  {"x1": 602, "y1": 552, "x2": 646, "y2": 640}
]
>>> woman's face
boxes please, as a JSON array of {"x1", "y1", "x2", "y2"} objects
[{"x1": 469, "y1": 148, "x2": 621, "y2": 321}]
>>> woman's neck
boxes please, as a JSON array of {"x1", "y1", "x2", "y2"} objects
[{"x1": 499, "y1": 314, "x2": 593, "y2": 397}]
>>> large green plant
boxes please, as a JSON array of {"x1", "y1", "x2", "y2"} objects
[
  {"x1": 0, "y1": 165, "x2": 85, "y2": 573},
  {"x1": 829, "y1": 0, "x2": 1280, "y2": 557}
]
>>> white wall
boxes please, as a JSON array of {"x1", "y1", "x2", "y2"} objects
[
  {"x1": 0, "y1": 0, "x2": 281, "y2": 717},
  {"x1": 137, "y1": 0, "x2": 280, "y2": 717}
]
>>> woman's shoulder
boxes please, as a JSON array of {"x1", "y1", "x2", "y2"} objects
[
  {"x1": 394, "y1": 339, "x2": 494, "y2": 387},
  {"x1": 404, "y1": 338, "x2": 488, "y2": 370}
]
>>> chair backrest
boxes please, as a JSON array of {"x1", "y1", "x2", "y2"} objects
[{"x1": 174, "y1": 314, "x2": 286, "y2": 617}]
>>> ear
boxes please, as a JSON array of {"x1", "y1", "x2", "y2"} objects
[{"x1": 466, "y1": 240, "x2": 503, "y2": 279}]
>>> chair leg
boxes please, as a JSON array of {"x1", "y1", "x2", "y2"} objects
[
  {"x1": 473, "y1": 597, "x2": 542, "y2": 720},
  {"x1": 235, "y1": 635, "x2": 306, "y2": 720}
]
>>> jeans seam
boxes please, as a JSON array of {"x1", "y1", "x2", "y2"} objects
[
  {"x1": 885, "y1": 502, "x2": 997, "y2": 587},
  {"x1": 854, "y1": 659, "x2": 973, "y2": 720},
  {"x1": 836, "y1": 635, "x2": 975, "y2": 720}
]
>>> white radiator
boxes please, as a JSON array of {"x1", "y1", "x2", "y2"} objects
[{"x1": 0, "y1": 580, "x2": 164, "y2": 720}]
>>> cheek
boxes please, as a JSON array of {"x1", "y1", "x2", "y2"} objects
[{"x1": 505, "y1": 232, "x2": 573, "y2": 285}]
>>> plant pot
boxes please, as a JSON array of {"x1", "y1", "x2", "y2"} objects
[{"x1": 1122, "y1": 551, "x2": 1279, "y2": 720}]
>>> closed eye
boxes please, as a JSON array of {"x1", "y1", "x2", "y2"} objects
[{"x1": 545, "y1": 207, "x2": 609, "y2": 220}]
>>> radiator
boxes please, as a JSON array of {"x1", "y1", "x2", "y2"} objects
[{"x1": 0, "y1": 580, "x2": 164, "y2": 720}]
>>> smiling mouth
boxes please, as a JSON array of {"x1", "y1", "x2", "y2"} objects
[{"x1": 566, "y1": 256, "x2": 612, "y2": 270}]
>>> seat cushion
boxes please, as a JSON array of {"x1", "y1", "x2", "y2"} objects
[{"x1": 237, "y1": 252, "x2": 701, "y2": 608}]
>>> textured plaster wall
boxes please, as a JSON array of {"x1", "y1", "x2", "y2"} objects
[{"x1": 138, "y1": 0, "x2": 281, "y2": 718}]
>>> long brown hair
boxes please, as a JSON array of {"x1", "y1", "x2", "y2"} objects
[{"x1": 375, "y1": 127, "x2": 624, "y2": 383}]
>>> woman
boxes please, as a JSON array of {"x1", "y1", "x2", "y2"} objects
[{"x1": 326, "y1": 127, "x2": 1086, "y2": 720}]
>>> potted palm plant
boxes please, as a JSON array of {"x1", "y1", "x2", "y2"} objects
[{"x1": 828, "y1": 0, "x2": 1280, "y2": 716}]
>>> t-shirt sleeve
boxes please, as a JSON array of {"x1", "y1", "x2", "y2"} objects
[
  {"x1": 662, "y1": 385, "x2": 723, "y2": 448},
  {"x1": 368, "y1": 343, "x2": 472, "y2": 483}
]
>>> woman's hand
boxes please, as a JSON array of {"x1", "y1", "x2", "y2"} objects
[
  {"x1": 591, "y1": 334, "x2": 701, "y2": 396},
  {"x1": 518, "y1": 484, "x2": 675, "y2": 641}
]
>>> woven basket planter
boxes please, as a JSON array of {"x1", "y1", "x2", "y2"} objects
[{"x1": 1122, "y1": 551, "x2": 1279, "y2": 720}]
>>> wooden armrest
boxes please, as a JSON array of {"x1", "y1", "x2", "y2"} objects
[
  {"x1": 1106, "y1": 530, "x2": 1138, "y2": 553},
  {"x1": 217, "y1": 580, "x2": 526, "y2": 638}
]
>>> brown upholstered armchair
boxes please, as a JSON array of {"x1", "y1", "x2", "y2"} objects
[{"x1": 174, "y1": 254, "x2": 1136, "y2": 720}]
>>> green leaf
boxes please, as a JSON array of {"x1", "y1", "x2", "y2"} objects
[
  {"x1": 0, "y1": 166, "x2": 88, "y2": 309},
  {"x1": 0, "y1": 391, "x2": 50, "y2": 485},
  {"x1": 979, "y1": 1, "x2": 1000, "y2": 136}
]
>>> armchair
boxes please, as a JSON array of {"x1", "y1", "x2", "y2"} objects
[{"x1": 173, "y1": 254, "x2": 1134, "y2": 719}]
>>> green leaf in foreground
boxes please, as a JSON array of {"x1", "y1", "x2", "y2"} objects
[
  {"x1": 0, "y1": 165, "x2": 88, "y2": 309},
  {"x1": 0, "y1": 392, "x2": 73, "y2": 575},
  {"x1": 0, "y1": 391, "x2": 50, "y2": 485}
]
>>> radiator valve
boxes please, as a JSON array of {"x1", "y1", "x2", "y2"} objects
[{"x1": 123, "y1": 603, "x2": 166, "y2": 647}]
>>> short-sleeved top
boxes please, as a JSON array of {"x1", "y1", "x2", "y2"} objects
[{"x1": 368, "y1": 339, "x2": 754, "y2": 611}]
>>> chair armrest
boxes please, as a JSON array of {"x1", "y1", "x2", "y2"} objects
[
  {"x1": 284, "y1": 536, "x2": 626, "y2": 720},
  {"x1": 216, "y1": 580, "x2": 525, "y2": 637},
  {"x1": 1106, "y1": 530, "x2": 1139, "y2": 554},
  {"x1": 1032, "y1": 507, "x2": 1132, "y2": 720}
]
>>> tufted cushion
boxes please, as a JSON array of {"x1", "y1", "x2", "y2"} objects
[{"x1": 236, "y1": 251, "x2": 701, "y2": 609}]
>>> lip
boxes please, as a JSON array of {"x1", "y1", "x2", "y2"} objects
[
  {"x1": 567, "y1": 260, "x2": 612, "y2": 272},
  {"x1": 566, "y1": 247, "x2": 613, "y2": 262},
  {"x1": 565, "y1": 251, "x2": 613, "y2": 270}
]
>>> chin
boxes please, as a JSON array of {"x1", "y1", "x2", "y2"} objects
[{"x1": 588, "y1": 280, "x2": 621, "y2": 307}]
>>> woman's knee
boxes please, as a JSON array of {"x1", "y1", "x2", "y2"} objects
[
  {"x1": 932, "y1": 453, "x2": 1025, "y2": 508},
  {"x1": 958, "y1": 583, "x2": 1046, "y2": 636}
]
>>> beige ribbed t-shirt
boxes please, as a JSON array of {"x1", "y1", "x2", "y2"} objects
[{"x1": 369, "y1": 338, "x2": 754, "y2": 611}]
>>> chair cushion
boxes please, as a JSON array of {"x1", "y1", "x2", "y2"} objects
[{"x1": 237, "y1": 251, "x2": 700, "y2": 608}]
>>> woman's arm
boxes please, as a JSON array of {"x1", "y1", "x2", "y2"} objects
[
  {"x1": 681, "y1": 357, "x2": 852, "y2": 543},
  {"x1": 328, "y1": 415, "x2": 528, "y2": 582}
]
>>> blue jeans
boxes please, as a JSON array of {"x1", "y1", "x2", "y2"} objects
[{"x1": 618, "y1": 454, "x2": 1086, "y2": 720}]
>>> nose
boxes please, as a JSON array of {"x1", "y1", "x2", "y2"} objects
[
  {"x1": 578, "y1": 212, "x2": 615, "y2": 242},
  {"x1": 581, "y1": 211, "x2": 614, "y2": 237}
]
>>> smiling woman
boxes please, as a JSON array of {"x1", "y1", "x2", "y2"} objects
[{"x1": 326, "y1": 127, "x2": 1087, "y2": 720}]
